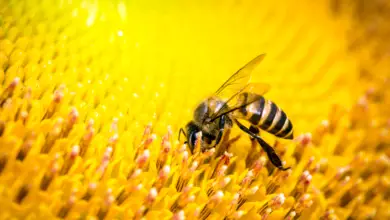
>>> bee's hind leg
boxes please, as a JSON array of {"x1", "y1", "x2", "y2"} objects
[
  {"x1": 234, "y1": 120, "x2": 290, "y2": 171},
  {"x1": 249, "y1": 125, "x2": 259, "y2": 141},
  {"x1": 256, "y1": 137, "x2": 291, "y2": 171}
]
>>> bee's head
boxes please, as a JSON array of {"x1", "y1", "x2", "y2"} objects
[{"x1": 185, "y1": 121, "x2": 215, "y2": 153}]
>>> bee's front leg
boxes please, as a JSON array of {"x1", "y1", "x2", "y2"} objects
[{"x1": 214, "y1": 115, "x2": 226, "y2": 147}]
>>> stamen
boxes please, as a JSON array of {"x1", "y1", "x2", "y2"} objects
[
  {"x1": 79, "y1": 119, "x2": 95, "y2": 157},
  {"x1": 200, "y1": 191, "x2": 224, "y2": 220},
  {"x1": 0, "y1": 120, "x2": 5, "y2": 137},
  {"x1": 82, "y1": 182, "x2": 97, "y2": 201},
  {"x1": 176, "y1": 160, "x2": 198, "y2": 192},
  {"x1": 285, "y1": 193, "x2": 313, "y2": 219},
  {"x1": 291, "y1": 170, "x2": 312, "y2": 199},
  {"x1": 40, "y1": 153, "x2": 60, "y2": 190},
  {"x1": 97, "y1": 188, "x2": 114, "y2": 220},
  {"x1": 293, "y1": 133, "x2": 312, "y2": 161},
  {"x1": 0, "y1": 153, "x2": 8, "y2": 174},
  {"x1": 0, "y1": 77, "x2": 20, "y2": 107},
  {"x1": 57, "y1": 189, "x2": 76, "y2": 218},
  {"x1": 14, "y1": 183, "x2": 30, "y2": 204},
  {"x1": 173, "y1": 210, "x2": 185, "y2": 220},
  {"x1": 42, "y1": 86, "x2": 65, "y2": 120},
  {"x1": 153, "y1": 165, "x2": 171, "y2": 191},
  {"x1": 62, "y1": 107, "x2": 79, "y2": 137},
  {"x1": 258, "y1": 193, "x2": 285, "y2": 216},
  {"x1": 93, "y1": 147, "x2": 113, "y2": 180},
  {"x1": 116, "y1": 183, "x2": 143, "y2": 205},
  {"x1": 135, "y1": 149, "x2": 150, "y2": 170},
  {"x1": 156, "y1": 137, "x2": 171, "y2": 170},
  {"x1": 16, "y1": 131, "x2": 36, "y2": 161},
  {"x1": 171, "y1": 184, "x2": 195, "y2": 212},
  {"x1": 266, "y1": 169, "x2": 292, "y2": 194},
  {"x1": 41, "y1": 117, "x2": 64, "y2": 153},
  {"x1": 210, "y1": 152, "x2": 232, "y2": 179},
  {"x1": 60, "y1": 145, "x2": 80, "y2": 175},
  {"x1": 134, "y1": 205, "x2": 147, "y2": 220}
]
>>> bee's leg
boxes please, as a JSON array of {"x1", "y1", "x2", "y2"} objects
[
  {"x1": 234, "y1": 119, "x2": 290, "y2": 171},
  {"x1": 249, "y1": 125, "x2": 259, "y2": 141},
  {"x1": 214, "y1": 115, "x2": 226, "y2": 147},
  {"x1": 256, "y1": 137, "x2": 291, "y2": 171},
  {"x1": 178, "y1": 128, "x2": 187, "y2": 144}
]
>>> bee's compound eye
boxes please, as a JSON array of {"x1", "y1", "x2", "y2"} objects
[{"x1": 188, "y1": 132, "x2": 197, "y2": 153}]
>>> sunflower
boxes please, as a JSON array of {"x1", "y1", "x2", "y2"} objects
[{"x1": 0, "y1": 0, "x2": 389, "y2": 219}]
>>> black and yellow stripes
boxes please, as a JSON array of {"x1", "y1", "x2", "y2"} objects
[{"x1": 235, "y1": 93, "x2": 293, "y2": 139}]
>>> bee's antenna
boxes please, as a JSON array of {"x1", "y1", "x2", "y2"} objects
[{"x1": 178, "y1": 128, "x2": 187, "y2": 142}]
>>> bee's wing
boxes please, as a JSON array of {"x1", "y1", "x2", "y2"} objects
[
  {"x1": 242, "y1": 82, "x2": 271, "y2": 96},
  {"x1": 209, "y1": 53, "x2": 268, "y2": 121},
  {"x1": 215, "y1": 54, "x2": 266, "y2": 98},
  {"x1": 210, "y1": 82, "x2": 271, "y2": 121}
]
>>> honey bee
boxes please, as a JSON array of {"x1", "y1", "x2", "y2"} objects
[{"x1": 179, "y1": 54, "x2": 293, "y2": 170}]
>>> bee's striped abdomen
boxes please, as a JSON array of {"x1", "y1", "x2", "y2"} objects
[
  {"x1": 260, "y1": 99, "x2": 293, "y2": 139},
  {"x1": 236, "y1": 93, "x2": 293, "y2": 139}
]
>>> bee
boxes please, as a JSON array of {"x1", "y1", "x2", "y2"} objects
[{"x1": 179, "y1": 54, "x2": 294, "y2": 170}]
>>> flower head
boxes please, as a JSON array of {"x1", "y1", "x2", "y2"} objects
[{"x1": 0, "y1": 0, "x2": 389, "y2": 219}]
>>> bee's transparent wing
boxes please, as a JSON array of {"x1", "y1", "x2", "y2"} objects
[
  {"x1": 209, "y1": 53, "x2": 268, "y2": 121},
  {"x1": 215, "y1": 54, "x2": 266, "y2": 98}
]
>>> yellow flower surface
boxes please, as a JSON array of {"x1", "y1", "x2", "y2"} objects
[{"x1": 0, "y1": 0, "x2": 389, "y2": 219}]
